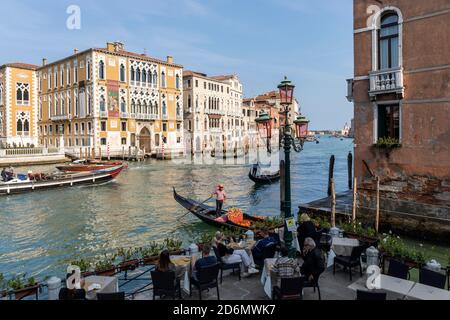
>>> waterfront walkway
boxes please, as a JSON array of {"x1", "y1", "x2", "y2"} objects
[{"x1": 131, "y1": 266, "x2": 364, "y2": 300}]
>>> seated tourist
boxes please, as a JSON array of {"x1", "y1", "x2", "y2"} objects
[
  {"x1": 272, "y1": 246, "x2": 300, "y2": 288},
  {"x1": 300, "y1": 237, "x2": 325, "y2": 282},
  {"x1": 214, "y1": 231, "x2": 258, "y2": 275},
  {"x1": 297, "y1": 213, "x2": 317, "y2": 254},
  {"x1": 192, "y1": 244, "x2": 217, "y2": 281},
  {"x1": 251, "y1": 228, "x2": 276, "y2": 262}
]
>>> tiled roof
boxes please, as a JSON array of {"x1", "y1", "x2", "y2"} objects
[{"x1": 1, "y1": 62, "x2": 39, "y2": 70}]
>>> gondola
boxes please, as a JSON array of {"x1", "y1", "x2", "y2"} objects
[
  {"x1": 173, "y1": 188, "x2": 266, "y2": 231},
  {"x1": 248, "y1": 170, "x2": 280, "y2": 185}
]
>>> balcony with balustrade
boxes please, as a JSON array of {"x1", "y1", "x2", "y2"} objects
[
  {"x1": 369, "y1": 67, "x2": 404, "y2": 99},
  {"x1": 51, "y1": 114, "x2": 72, "y2": 121}
]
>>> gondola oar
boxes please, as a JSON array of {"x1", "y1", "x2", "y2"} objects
[{"x1": 180, "y1": 196, "x2": 213, "y2": 219}]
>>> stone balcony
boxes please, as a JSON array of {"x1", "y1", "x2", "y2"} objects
[
  {"x1": 50, "y1": 114, "x2": 71, "y2": 121},
  {"x1": 369, "y1": 67, "x2": 404, "y2": 99}
]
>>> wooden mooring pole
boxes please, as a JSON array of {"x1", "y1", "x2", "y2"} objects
[
  {"x1": 331, "y1": 178, "x2": 336, "y2": 228},
  {"x1": 328, "y1": 155, "x2": 335, "y2": 196},
  {"x1": 375, "y1": 176, "x2": 380, "y2": 232},
  {"x1": 352, "y1": 176, "x2": 357, "y2": 226},
  {"x1": 348, "y1": 152, "x2": 353, "y2": 190}
]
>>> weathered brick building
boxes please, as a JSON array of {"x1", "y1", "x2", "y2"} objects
[{"x1": 347, "y1": 0, "x2": 450, "y2": 239}]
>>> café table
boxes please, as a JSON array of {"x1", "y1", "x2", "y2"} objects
[
  {"x1": 406, "y1": 282, "x2": 450, "y2": 300},
  {"x1": 84, "y1": 275, "x2": 119, "y2": 300},
  {"x1": 328, "y1": 237, "x2": 360, "y2": 268},
  {"x1": 171, "y1": 255, "x2": 193, "y2": 295}
]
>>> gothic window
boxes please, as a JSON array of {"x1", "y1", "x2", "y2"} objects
[
  {"x1": 61, "y1": 68, "x2": 64, "y2": 86},
  {"x1": 67, "y1": 64, "x2": 71, "y2": 85},
  {"x1": 68, "y1": 96, "x2": 71, "y2": 114},
  {"x1": 24, "y1": 119, "x2": 29, "y2": 133},
  {"x1": 16, "y1": 83, "x2": 30, "y2": 105},
  {"x1": 121, "y1": 97, "x2": 126, "y2": 113},
  {"x1": 154, "y1": 102, "x2": 159, "y2": 115},
  {"x1": 136, "y1": 68, "x2": 141, "y2": 83},
  {"x1": 131, "y1": 99, "x2": 136, "y2": 114},
  {"x1": 100, "y1": 95, "x2": 106, "y2": 111},
  {"x1": 379, "y1": 13, "x2": 399, "y2": 70},
  {"x1": 99, "y1": 60, "x2": 105, "y2": 80},
  {"x1": 153, "y1": 71, "x2": 158, "y2": 86},
  {"x1": 131, "y1": 66, "x2": 135, "y2": 81},
  {"x1": 17, "y1": 119, "x2": 22, "y2": 133},
  {"x1": 162, "y1": 101, "x2": 167, "y2": 115},
  {"x1": 120, "y1": 64, "x2": 126, "y2": 82},
  {"x1": 142, "y1": 70, "x2": 147, "y2": 84},
  {"x1": 176, "y1": 102, "x2": 181, "y2": 116}
]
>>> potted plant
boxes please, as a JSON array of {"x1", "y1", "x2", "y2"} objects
[
  {"x1": 94, "y1": 254, "x2": 117, "y2": 276},
  {"x1": 341, "y1": 222, "x2": 379, "y2": 245},
  {"x1": 373, "y1": 137, "x2": 401, "y2": 158},
  {"x1": 7, "y1": 274, "x2": 39, "y2": 300},
  {"x1": 195, "y1": 232, "x2": 214, "y2": 251},
  {"x1": 163, "y1": 238, "x2": 184, "y2": 255},
  {"x1": 70, "y1": 258, "x2": 94, "y2": 277},
  {"x1": 116, "y1": 248, "x2": 140, "y2": 271},
  {"x1": 139, "y1": 242, "x2": 162, "y2": 265}
]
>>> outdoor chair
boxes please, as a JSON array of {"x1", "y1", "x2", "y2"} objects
[
  {"x1": 303, "y1": 271, "x2": 324, "y2": 300},
  {"x1": 97, "y1": 292, "x2": 125, "y2": 300},
  {"x1": 333, "y1": 245, "x2": 365, "y2": 281},
  {"x1": 387, "y1": 259, "x2": 409, "y2": 280},
  {"x1": 212, "y1": 246, "x2": 241, "y2": 283},
  {"x1": 151, "y1": 271, "x2": 182, "y2": 300},
  {"x1": 58, "y1": 288, "x2": 86, "y2": 300},
  {"x1": 272, "y1": 277, "x2": 304, "y2": 300},
  {"x1": 356, "y1": 289, "x2": 387, "y2": 300},
  {"x1": 419, "y1": 268, "x2": 446, "y2": 289},
  {"x1": 190, "y1": 263, "x2": 220, "y2": 300}
]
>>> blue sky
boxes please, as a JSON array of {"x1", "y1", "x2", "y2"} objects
[{"x1": 0, "y1": 0, "x2": 354, "y2": 130}]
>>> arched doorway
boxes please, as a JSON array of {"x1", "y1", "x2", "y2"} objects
[{"x1": 139, "y1": 127, "x2": 151, "y2": 153}]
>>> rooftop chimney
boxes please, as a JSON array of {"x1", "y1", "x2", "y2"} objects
[
  {"x1": 42, "y1": 58, "x2": 47, "y2": 66},
  {"x1": 74, "y1": 48, "x2": 79, "y2": 54},
  {"x1": 167, "y1": 56, "x2": 173, "y2": 64}
]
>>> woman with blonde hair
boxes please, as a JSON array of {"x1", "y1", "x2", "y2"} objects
[{"x1": 297, "y1": 213, "x2": 317, "y2": 254}]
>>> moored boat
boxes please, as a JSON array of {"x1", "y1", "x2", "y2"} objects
[
  {"x1": 0, "y1": 165, "x2": 124, "y2": 195},
  {"x1": 173, "y1": 188, "x2": 277, "y2": 231},
  {"x1": 248, "y1": 170, "x2": 280, "y2": 185},
  {"x1": 56, "y1": 160, "x2": 125, "y2": 173}
]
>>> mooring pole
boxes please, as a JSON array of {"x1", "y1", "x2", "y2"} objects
[
  {"x1": 328, "y1": 155, "x2": 335, "y2": 196},
  {"x1": 348, "y1": 152, "x2": 353, "y2": 190},
  {"x1": 352, "y1": 176, "x2": 357, "y2": 226},
  {"x1": 375, "y1": 176, "x2": 380, "y2": 232},
  {"x1": 331, "y1": 178, "x2": 336, "y2": 228}
]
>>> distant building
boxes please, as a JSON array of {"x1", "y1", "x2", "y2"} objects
[
  {"x1": 347, "y1": 0, "x2": 450, "y2": 238},
  {"x1": 0, "y1": 63, "x2": 39, "y2": 147},
  {"x1": 182, "y1": 71, "x2": 243, "y2": 154}
]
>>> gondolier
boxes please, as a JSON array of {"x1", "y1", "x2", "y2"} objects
[{"x1": 212, "y1": 184, "x2": 227, "y2": 217}]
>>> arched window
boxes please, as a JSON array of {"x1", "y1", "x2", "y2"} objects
[
  {"x1": 24, "y1": 119, "x2": 29, "y2": 133},
  {"x1": 100, "y1": 95, "x2": 105, "y2": 111},
  {"x1": 68, "y1": 97, "x2": 71, "y2": 114},
  {"x1": 120, "y1": 64, "x2": 126, "y2": 82},
  {"x1": 120, "y1": 97, "x2": 126, "y2": 112},
  {"x1": 176, "y1": 102, "x2": 181, "y2": 116},
  {"x1": 17, "y1": 120, "x2": 22, "y2": 133},
  {"x1": 99, "y1": 60, "x2": 105, "y2": 80},
  {"x1": 16, "y1": 88, "x2": 23, "y2": 102},
  {"x1": 153, "y1": 71, "x2": 158, "y2": 86},
  {"x1": 131, "y1": 99, "x2": 136, "y2": 113},
  {"x1": 137, "y1": 101, "x2": 142, "y2": 114},
  {"x1": 131, "y1": 67, "x2": 135, "y2": 81},
  {"x1": 379, "y1": 13, "x2": 399, "y2": 69},
  {"x1": 176, "y1": 74, "x2": 180, "y2": 89},
  {"x1": 61, "y1": 98, "x2": 65, "y2": 114},
  {"x1": 188, "y1": 95, "x2": 192, "y2": 109},
  {"x1": 162, "y1": 101, "x2": 167, "y2": 115},
  {"x1": 161, "y1": 71, "x2": 166, "y2": 88},
  {"x1": 142, "y1": 70, "x2": 147, "y2": 84},
  {"x1": 136, "y1": 68, "x2": 141, "y2": 83}
]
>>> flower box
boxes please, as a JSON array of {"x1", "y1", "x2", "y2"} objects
[
  {"x1": 12, "y1": 284, "x2": 39, "y2": 300},
  {"x1": 118, "y1": 259, "x2": 140, "y2": 271},
  {"x1": 142, "y1": 255, "x2": 159, "y2": 266},
  {"x1": 95, "y1": 268, "x2": 117, "y2": 277},
  {"x1": 344, "y1": 232, "x2": 379, "y2": 246}
]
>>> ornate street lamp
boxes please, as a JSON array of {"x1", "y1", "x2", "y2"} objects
[
  {"x1": 255, "y1": 111, "x2": 272, "y2": 153},
  {"x1": 275, "y1": 76, "x2": 310, "y2": 255}
]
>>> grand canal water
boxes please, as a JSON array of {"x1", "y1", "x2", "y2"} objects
[{"x1": 0, "y1": 136, "x2": 447, "y2": 280}]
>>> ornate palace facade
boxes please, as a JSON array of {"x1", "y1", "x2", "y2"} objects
[
  {"x1": 183, "y1": 71, "x2": 244, "y2": 154},
  {"x1": 36, "y1": 42, "x2": 184, "y2": 158}
]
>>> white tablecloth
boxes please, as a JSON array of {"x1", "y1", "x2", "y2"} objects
[
  {"x1": 407, "y1": 282, "x2": 450, "y2": 300},
  {"x1": 84, "y1": 276, "x2": 119, "y2": 300},
  {"x1": 331, "y1": 237, "x2": 360, "y2": 256},
  {"x1": 171, "y1": 255, "x2": 193, "y2": 295},
  {"x1": 260, "y1": 258, "x2": 277, "y2": 299}
]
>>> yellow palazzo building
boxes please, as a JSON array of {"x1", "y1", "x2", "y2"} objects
[
  {"x1": 37, "y1": 42, "x2": 184, "y2": 158},
  {"x1": 0, "y1": 63, "x2": 39, "y2": 148}
]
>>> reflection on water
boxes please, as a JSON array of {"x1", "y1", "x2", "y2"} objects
[{"x1": 0, "y1": 137, "x2": 355, "y2": 278}]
